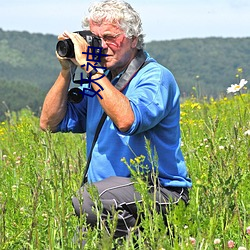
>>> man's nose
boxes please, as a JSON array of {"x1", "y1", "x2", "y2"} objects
[{"x1": 101, "y1": 38, "x2": 108, "y2": 49}]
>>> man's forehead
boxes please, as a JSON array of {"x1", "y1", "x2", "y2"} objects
[
  {"x1": 90, "y1": 20, "x2": 122, "y2": 33},
  {"x1": 90, "y1": 19, "x2": 120, "y2": 28}
]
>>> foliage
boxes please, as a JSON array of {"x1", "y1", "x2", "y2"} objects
[
  {"x1": 0, "y1": 92, "x2": 249, "y2": 249},
  {"x1": 0, "y1": 79, "x2": 46, "y2": 121},
  {"x1": 0, "y1": 28, "x2": 61, "y2": 121},
  {"x1": 145, "y1": 37, "x2": 250, "y2": 98},
  {"x1": 0, "y1": 28, "x2": 60, "y2": 90}
]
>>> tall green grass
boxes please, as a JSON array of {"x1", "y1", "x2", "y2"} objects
[{"x1": 0, "y1": 93, "x2": 249, "y2": 249}]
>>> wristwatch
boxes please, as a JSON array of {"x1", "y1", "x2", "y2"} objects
[{"x1": 87, "y1": 68, "x2": 105, "y2": 78}]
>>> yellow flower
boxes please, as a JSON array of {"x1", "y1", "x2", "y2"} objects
[
  {"x1": 135, "y1": 157, "x2": 141, "y2": 164},
  {"x1": 130, "y1": 159, "x2": 135, "y2": 165},
  {"x1": 191, "y1": 103, "x2": 201, "y2": 109},
  {"x1": 237, "y1": 67, "x2": 243, "y2": 73}
]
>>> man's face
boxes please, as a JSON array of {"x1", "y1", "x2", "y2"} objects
[{"x1": 89, "y1": 20, "x2": 138, "y2": 73}]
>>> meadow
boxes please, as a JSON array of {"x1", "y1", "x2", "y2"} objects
[{"x1": 0, "y1": 89, "x2": 249, "y2": 249}]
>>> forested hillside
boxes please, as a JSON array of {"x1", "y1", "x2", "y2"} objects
[
  {"x1": 145, "y1": 37, "x2": 250, "y2": 97},
  {"x1": 0, "y1": 29, "x2": 60, "y2": 120},
  {"x1": 0, "y1": 28, "x2": 249, "y2": 120}
]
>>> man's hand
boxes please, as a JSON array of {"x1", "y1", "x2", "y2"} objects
[
  {"x1": 56, "y1": 33, "x2": 78, "y2": 72},
  {"x1": 60, "y1": 31, "x2": 89, "y2": 69}
]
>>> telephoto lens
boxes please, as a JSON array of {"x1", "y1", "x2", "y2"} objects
[{"x1": 56, "y1": 39, "x2": 75, "y2": 58}]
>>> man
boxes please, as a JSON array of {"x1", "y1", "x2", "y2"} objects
[{"x1": 40, "y1": 0, "x2": 192, "y2": 242}]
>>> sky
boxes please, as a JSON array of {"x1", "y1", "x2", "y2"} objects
[{"x1": 1, "y1": 0, "x2": 250, "y2": 42}]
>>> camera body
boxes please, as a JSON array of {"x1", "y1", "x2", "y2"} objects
[{"x1": 56, "y1": 30, "x2": 102, "y2": 58}]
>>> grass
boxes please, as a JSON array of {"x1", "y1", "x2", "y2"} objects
[{"x1": 0, "y1": 92, "x2": 249, "y2": 249}]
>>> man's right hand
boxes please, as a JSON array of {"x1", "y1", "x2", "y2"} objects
[{"x1": 56, "y1": 33, "x2": 78, "y2": 72}]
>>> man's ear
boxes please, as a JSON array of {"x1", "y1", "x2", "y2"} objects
[{"x1": 131, "y1": 36, "x2": 139, "y2": 49}]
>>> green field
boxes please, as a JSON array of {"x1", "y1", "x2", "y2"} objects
[{"x1": 0, "y1": 91, "x2": 249, "y2": 249}]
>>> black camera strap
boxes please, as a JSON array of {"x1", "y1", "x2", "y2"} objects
[
  {"x1": 81, "y1": 111, "x2": 107, "y2": 185},
  {"x1": 81, "y1": 50, "x2": 150, "y2": 186}
]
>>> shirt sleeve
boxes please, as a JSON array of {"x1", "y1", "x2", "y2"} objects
[
  {"x1": 56, "y1": 98, "x2": 87, "y2": 133},
  {"x1": 119, "y1": 63, "x2": 180, "y2": 135}
]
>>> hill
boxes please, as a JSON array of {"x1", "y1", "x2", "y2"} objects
[
  {"x1": 0, "y1": 28, "x2": 249, "y2": 120},
  {"x1": 145, "y1": 37, "x2": 250, "y2": 97}
]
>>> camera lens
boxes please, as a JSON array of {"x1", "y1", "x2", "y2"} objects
[
  {"x1": 68, "y1": 88, "x2": 83, "y2": 103},
  {"x1": 56, "y1": 39, "x2": 75, "y2": 58}
]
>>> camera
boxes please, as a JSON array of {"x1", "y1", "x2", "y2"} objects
[{"x1": 56, "y1": 30, "x2": 102, "y2": 58}]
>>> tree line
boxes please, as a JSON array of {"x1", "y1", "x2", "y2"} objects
[{"x1": 0, "y1": 28, "x2": 249, "y2": 120}]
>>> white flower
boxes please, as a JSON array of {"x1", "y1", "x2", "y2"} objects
[
  {"x1": 189, "y1": 237, "x2": 196, "y2": 245},
  {"x1": 244, "y1": 130, "x2": 250, "y2": 136},
  {"x1": 238, "y1": 247, "x2": 246, "y2": 250},
  {"x1": 12, "y1": 185, "x2": 18, "y2": 192},
  {"x1": 214, "y1": 238, "x2": 221, "y2": 244},
  {"x1": 227, "y1": 79, "x2": 248, "y2": 93},
  {"x1": 246, "y1": 226, "x2": 250, "y2": 235}
]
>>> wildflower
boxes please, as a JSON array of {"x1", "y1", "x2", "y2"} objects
[
  {"x1": 214, "y1": 238, "x2": 221, "y2": 244},
  {"x1": 42, "y1": 213, "x2": 48, "y2": 221},
  {"x1": 12, "y1": 185, "x2": 17, "y2": 192},
  {"x1": 244, "y1": 130, "x2": 250, "y2": 136},
  {"x1": 246, "y1": 226, "x2": 250, "y2": 235},
  {"x1": 189, "y1": 237, "x2": 196, "y2": 246},
  {"x1": 196, "y1": 180, "x2": 202, "y2": 185},
  {"x1": 191, "y1": 103, "x2": 201, "y2": 109},
  {"x1": 130, "y1": 159, "x2": 135, "y2": 165},
  {"x1": 237, "y1": 67, "x2": 243, "y2": 73},
  {"x1": 228, "y1": 240, "x2": 235, "y2": 248},
  {"x1": 238, "y1": 247, "x2": 246, "y2": 250},
  {"x1": 219, "y1": 145, "x2": 224, "y2": 150},
  {"x1": 135, "y1": 156, "x2": 141, "y2": 164},
  {"x1": 227, "y1": 79, "x2": 248, "y2": 93}
]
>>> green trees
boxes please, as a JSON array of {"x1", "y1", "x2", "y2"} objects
[
  {"x1": 0, "y1": 28, "x2": 249, "y2": 121},
  {"x1": 145, "y1": 37, "x2": 250, "y2": 98},
  {"x1": 0, "y1": 80, "x2": 46, "y2": 121}
]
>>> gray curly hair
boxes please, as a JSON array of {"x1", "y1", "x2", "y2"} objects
[{"x1": 82, "y1": 0, "x2": 145, "y2": 49}]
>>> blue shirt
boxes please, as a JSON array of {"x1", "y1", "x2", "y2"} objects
[{"x1": 57, "y1": 52, "x2": 192, "y2": 188}]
